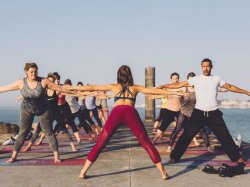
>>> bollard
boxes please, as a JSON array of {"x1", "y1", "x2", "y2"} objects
[{"x1": 145, "y1": 67, "x2": 155, "y2": 122}]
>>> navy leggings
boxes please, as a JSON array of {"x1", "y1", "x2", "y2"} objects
[{"x1": 87, "y1": 105, "x2": 161, "y2": 164}]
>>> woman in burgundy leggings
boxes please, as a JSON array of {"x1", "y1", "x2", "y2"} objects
[{"x1": 68, "y1": 65, "x2": 181, "y2": 180}]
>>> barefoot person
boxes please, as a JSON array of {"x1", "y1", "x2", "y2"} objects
[
  {"x1": 23, "y1": 73, "x2": 77, "y2": 152},
  {"x1": 153, "y1": 72, "x2": 184, "y2": 144},
  {"x1": 67, "y1": 65, "x2": 183, "y2": 180},
  {"x1": 159, "y1": 58, "x2": 250, "y2": 170},
  {"x1": 0, "y1": 62, "x2": 75, "y2": 163}
]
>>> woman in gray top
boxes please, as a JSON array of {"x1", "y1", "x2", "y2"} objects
[{"x1": 0, "y1": 62, "x2": 75, "y2": 163}]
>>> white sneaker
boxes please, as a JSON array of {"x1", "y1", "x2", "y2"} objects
[{"x1": 2, "y1": 138, "x2": 15, "y2": 146}]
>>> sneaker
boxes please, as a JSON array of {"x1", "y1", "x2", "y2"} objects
[
  {"x1": 2, "y1": 137, "x2": 15, "y2": 146},
  {"x1": 219, "y1": 162, "x2": 245, "y2": 177}
]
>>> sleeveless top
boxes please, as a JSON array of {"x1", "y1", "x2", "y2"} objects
[
  {"x1": 46, "y1": 90, "x2": 58, "y2": 112},
  {"x1": 20, "y1": 77, "x2": 48, "y2": 115},
  {"x1": 114, "y1": 84, "x2": 136, "y2": 103},
  {"x1": 58, "y1": 93, "x2": 65, "y2": 105},
  {"x1": 180, "y1": 92, "x2": 196, "y2": 117}
]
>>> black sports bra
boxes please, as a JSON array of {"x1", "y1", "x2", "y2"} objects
[{"x1": 114, "y1": 84, "x2": 136, "y2": 103}]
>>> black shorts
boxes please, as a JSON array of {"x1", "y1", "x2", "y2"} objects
[{"x1": 158, "y1": 109, "x2": 180, "y2": 132}]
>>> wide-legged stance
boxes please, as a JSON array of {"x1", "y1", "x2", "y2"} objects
[{"x1": 87, "y1": 105, "x2": 161, "y2": 164}]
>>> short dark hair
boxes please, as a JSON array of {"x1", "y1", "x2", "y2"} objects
[
  {"x1": 170, "y1": 72, "x2": 179, "y2": 79},
  {"x1": 187, "y1": 72, "x2": 196, "y2": 79},
  {"x1": 201, "y1": 58, "x2": 213, "y2": 66},
  {"x1": 47, "y1": 73, "x2": 55, "y2": 82},
  {"x1": 52, "y1": 72, "x2": 60, "y2": 80},
  {"x1": 77, "y1": 81, "x2": 83, "y2": 86},
  {"x1": 24, "y1": 62, "x2": 38, "y2": 72},
  {"x1": 64, "y1": 79, "x2": 72, "y2": 85}
]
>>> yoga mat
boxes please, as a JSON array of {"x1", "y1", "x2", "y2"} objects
[
  {"x1": 0, "y1": 158, "x2": 86, "y2": 166},
  {"x1": 0, "y1": 147, "x2": 92, "y2": 154}
]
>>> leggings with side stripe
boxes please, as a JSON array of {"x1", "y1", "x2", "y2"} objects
[{"x1": 87, "y1": 105, "x2": 161, "y2": 164}]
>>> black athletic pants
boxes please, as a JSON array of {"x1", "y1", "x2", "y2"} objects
[{"x1": 170, "y1": 109, "x2": 241, "y2": 162}]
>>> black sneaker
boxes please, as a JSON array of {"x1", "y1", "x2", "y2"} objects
[{"x1": 219, "y1": 162, "x2": 245, "y2": 177}]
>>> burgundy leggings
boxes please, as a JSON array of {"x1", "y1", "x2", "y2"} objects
[{"x1": 87, "y1": 105, "x2": 161, "y2": 164}]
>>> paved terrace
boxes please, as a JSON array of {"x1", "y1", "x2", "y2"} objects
[{"x1": 0, "y1": 122, "x2": 249, "y2": 187}]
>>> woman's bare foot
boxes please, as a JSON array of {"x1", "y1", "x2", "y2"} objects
[
  {"x1": 23, "y1": 146, "x2": 31, "y2": 152},
  {"x1": 70, "y1": 142, "x2": 78, "y2": 152},
  {"x1": 78, "y1": 174, "x2": 86, "y2": 179},
  {"x1": 54, "y1": 158, "x2": 62, "y2": 163},
  {"x1": 6, "y1": 157, "x2": 16, "y2": 163},
  {"x1": 35, "y1": 140, "x2": 42, "y2": 146},
  {"x1": 166, "y1": 146, "x2": 172, "y2": 153},
  {"x1": 162, "y1": 170, "x2": 170, "y2": 180},
  {"x1": 194, "y1": 142, "x2": 200, "y2": 146}
]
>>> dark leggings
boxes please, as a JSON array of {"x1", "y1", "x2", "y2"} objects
[
  {"x1": 55, "y1": 103, "x2": 78, "y2": 133},
  {"x1": 87, "y1": 105, "x2": 161, "y2": 164},
  {"x1": 72, "y1": 109, "x2": 92, "y2": 134},
  {"x1": 30, "y1": 108, "x2": 73, "y2": 144},
  {"x1": 15, "y1": 109, "x2": 58, "y2": 152},
  {"x1": 169, "y1": 112, "x2": 210, "y2": 147},
  {"x1": 88, "y1": 107, "x2": 103, "y2": 128},
  {"x1": 82, "y1": 108, "x2": 95, "y2": 126},
  {"x1": 170, "y1": 109, "x2": 241, "y2": 162}
]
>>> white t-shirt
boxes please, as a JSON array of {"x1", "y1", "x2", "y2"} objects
[
  {"x1": 65, "y1": 96, "x2": 81, "y2": 114},
  {"x1": 188, "y1": 75, "x2": 225, "y2": 111}
]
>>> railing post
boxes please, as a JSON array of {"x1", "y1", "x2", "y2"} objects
[{"x1": 145, "y1": 66, "x2": 155, "y2": 122}]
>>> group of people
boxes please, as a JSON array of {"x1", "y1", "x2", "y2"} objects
[
  {"x1": 151, "y1": 72, "x2": 212, "y2": 152},
  {"x1": 0, "y1": 58, "x2": 249, "y2": 180},
  {"x1": 0, "y1": 63, "x2": 109, "y2": 163}
]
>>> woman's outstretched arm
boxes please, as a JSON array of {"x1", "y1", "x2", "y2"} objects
[
  {"x1": 44, "y1": 79, "x2": 76, "y2": 95},
  {"x1": 0, "y1": 80, "x2": 22, "y2": 93},
  {"x1": 65, "y1": 84, "x2": 115, "y2": 92},
  {"x1": 134, "y1": 85, "x2": 184, "y2": 96}
]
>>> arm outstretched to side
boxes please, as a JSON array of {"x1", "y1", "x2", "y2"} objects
[
  {"x1": 222, "y1": 83, "x2": 250, "y2": 96},
  {"x1": 0, "y1": 80, "x2": 22, "y2": 93},
  {"x1": 157, "y1": 81, "x2": 189, "y2": 89}
]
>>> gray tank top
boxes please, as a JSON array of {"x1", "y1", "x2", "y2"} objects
[
  {"x1": 180, "y1": 92, "x2": 196, "y2": 117},
  {"x1": 20, "y1": 77, "x2": 48, "y2": 115}
]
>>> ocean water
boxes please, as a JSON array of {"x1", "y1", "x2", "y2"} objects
[
  {"x1": 0, "y1": 106, "x2": 250, "y2": 142},
  {"x1": 137, "y1": 108, "x2": 250, "y2": 143}
]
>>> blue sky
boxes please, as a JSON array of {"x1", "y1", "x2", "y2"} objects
[{"x1": 0, "y1": 0, "x2": 250, "y2": 106}]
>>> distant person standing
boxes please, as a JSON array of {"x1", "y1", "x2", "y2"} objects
[
  {"x1": 159, "y1": 58, "x2": 250, "y2": 169},
  {"x1": 85, "y1": 95, "x2": 103, "y2": 133},
  {"x1": 95, "y1": 91, "x2": 110, "y2": 125},
  {"x1": 153, "y1": 72, "x2": 183, "y2": 144}
]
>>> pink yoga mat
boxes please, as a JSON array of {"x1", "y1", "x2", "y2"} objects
[
  {"x1": 0, "y1": 147, "x2": 92, "y2": 154},
  {"x1": 0, "y1": 158, "x2": 86, "y2": 166}
]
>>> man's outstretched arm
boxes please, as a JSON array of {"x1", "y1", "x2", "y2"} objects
[{"x1": 222, "y1": 83, "x2": 250, "y2": 96}]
